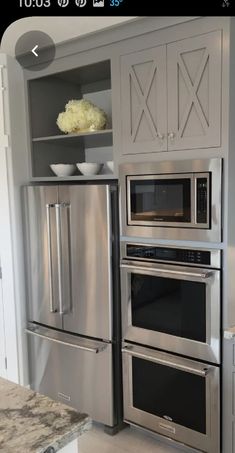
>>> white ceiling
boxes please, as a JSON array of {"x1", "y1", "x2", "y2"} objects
[{"x1": 0, "y1": 16, "x2": 138, "y2": 56}]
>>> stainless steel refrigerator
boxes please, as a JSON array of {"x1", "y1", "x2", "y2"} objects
[{"x1": 23, "y1": 183, "x2": 121, "y2": 429}]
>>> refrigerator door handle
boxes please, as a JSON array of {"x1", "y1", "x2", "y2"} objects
[
  {"x1": 55, "y1": 203, "x2": 64, "y2": 315},
  {"x1": 25, "y1": 325, "x2": 107, "y2": 354},
  {"x1": 55, "y1": 203, "x2": 71, "y2": 315},
  {"x1": 46, "y1": 203, "x2": 56, "y2": 313}
]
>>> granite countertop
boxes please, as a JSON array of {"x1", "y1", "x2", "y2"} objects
[{"x1": 0, "y1": 378, "x2": 91, "y2": 453}]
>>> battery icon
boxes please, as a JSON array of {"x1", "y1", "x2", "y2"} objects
[{"x1": 93, "y1": 0, "x2": 104, "y2": 6}]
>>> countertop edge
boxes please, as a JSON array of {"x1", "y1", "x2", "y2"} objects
[{"x1": 38, "y1": 417, "x2": 92, "y2": 453}]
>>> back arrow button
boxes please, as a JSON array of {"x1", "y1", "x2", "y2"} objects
[
  {"x1": 15, "y1": 31, "x2": 55, "y2": 70},
  {"x1": 32, "y1": 45, "x2": 39, "y2": 57}
]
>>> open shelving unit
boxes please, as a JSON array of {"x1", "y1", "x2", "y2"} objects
[{"x1": 28, "y1": 59, "x2": 115, "y2": 179}]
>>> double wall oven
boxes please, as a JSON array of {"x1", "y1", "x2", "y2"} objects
[
  {"x1": 120, "y1": 158, "x2": 222, "y2": 453},
  {"x1": 121, "y1": 243, "x2": 221, "y2": 453}
]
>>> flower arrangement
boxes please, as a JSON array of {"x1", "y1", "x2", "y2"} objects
[{"x1": 56, "y1": 99, "x2": 107, "y2": 134}]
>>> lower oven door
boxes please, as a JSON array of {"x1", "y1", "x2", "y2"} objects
[
  {"x1": 121, "y1": 261, "x2": 220, "y2": 363},
  {"x1": 122, "y1": 343, "x2": 220, "y2": 453}
]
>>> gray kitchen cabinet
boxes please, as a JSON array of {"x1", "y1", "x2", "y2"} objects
[
  {"x1": 120, "y1": 30, "x2": 222, "y2": 156},
  {"x1": 167, "y1": 31, "x2": 221, "y2": 151},
  {"x1": 120, "y1": 46, "x2": 167, "y2": 154}
]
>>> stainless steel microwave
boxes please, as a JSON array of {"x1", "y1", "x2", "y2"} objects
[{"x1": 119, "y1": 158, "x2": 222, "y2": 242}]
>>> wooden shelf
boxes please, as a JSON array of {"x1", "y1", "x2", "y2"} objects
[{"x1": 32, "y1": 129, "x2": 113, "y2": 149}]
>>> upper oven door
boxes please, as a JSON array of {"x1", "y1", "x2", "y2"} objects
[
  {"x1": 127, "y1": 173, "x2": 194, "y2": 228},
  {"x1": 121, "y1": 261, "x2": 220, "y2": 364}
]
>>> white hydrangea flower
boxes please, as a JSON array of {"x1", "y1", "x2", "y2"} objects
[{"x1": 56, "y1": 99, "x2": 107, "y2": 133}]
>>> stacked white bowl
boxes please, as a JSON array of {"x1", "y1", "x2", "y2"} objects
[
  {"x1": 50, "y1": 164, "x2": 76, "y2": 177},
  {"x1": 76, "y1": 162, "x2": 103, "y2": 175}
]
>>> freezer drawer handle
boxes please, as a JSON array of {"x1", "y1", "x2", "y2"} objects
[
  {"x1": 122, "y1": 346, "x2": 210, "y2": 377},
  {"x1": 25, "y1": 328, "x2": 107, "y2": 353}
]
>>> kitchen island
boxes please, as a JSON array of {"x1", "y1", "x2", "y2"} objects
[{"x1": 0, "y1": 377, "x2": 91, "y2": 453}]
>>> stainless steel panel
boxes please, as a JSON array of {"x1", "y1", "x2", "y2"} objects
[
  {"x1": 121, "y1": 261, "x2": 220, "y2": 363},
  {"x1": 59, "y1": 185, "x2": 113, "y2": 341},
  {"x1": 23, "y1": 186, "x2": 62, "y2": 329},
  {"x1": 119, "y1": 158, "x2": 222, "y2": 242},
  {"x1": 27, "y1": 324, "x2": 114, "y2": 426},
  {"x1": 122, "y1": 342, "x2": 220, "y2": 453}
]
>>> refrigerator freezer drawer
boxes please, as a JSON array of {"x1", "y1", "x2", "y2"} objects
[{"x1": 26, "y1": 325, "x2": 114, "y2": 426}]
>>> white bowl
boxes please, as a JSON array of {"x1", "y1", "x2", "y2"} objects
[
  {"x1": 50, "y1": 164, "x2": 76, "y2": 177},
  {"x1": 76, "y1": 162, "x2": 103, "y2": 176},
  {"x1": 106, "y1": 160, "x2": 114, "y2": 172}
]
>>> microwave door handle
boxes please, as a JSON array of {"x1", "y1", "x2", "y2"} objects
[
  {"x1": 46, "y1": 204, "x2": 56, "y2": 313},
  {"x1": 122, "y1": 346, "x2": 210, "y2": 377},
  {"x1": 121, "y1": 262, "x2": 213, "y2": 280}
]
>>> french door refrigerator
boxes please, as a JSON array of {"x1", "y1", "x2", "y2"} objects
[{"x1": 23, "y1": 183, "x2": 121, "y2": 429}]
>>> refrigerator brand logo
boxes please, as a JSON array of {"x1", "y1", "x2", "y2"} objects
[{"x1": 58, "y1": 392, "x2": 71, "y2": 402}]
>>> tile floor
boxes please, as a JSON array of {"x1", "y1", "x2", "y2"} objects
[{"x1": 79, "y1": 423, "x2": 193, "y2": 453}]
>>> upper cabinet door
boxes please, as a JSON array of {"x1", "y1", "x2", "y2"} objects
[
  {"x1": 120, "y1": 46, "x2": 167, "y2": 154},
  {"x1": 167, "y1": 31, "x2": 222, "y2": 151}
]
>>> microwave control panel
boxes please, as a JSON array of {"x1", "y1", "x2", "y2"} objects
[
  {"x1": 196, "y1": 177, "x2": 208, "y2": 224},
  {"x1": 126, "y1": 244, "x2": 211, "y2": 265}
]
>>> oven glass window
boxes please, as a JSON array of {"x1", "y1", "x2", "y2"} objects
[
  {"x1": 132, "y1": 357, "x2": 206, "y2": 433},
  {"x1": 131, "y1": 274, "x2": 206, "y2": 342},
  {"x1": 129, "y1": 178, "x2": 191, "y2": 223}
]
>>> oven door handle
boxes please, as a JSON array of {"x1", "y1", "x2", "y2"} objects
[
  {"x1": 122, "y1": 345, "x2": 211, "y2": 377},
  {"x1": 121, "y1": 262, "x2": 214, "y2": 280}
]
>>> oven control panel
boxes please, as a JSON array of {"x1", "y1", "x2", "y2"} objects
[{"x1": 126, "y1": 244, "x2": 211, "y2": 265}]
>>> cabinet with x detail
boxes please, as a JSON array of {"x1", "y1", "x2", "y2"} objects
[{"x1": 120, "y1": 30, "x2": 222, "y2": 155}]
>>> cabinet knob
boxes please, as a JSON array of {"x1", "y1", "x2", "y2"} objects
[
  {"x1": 158, "y1": 133, "x2": 164, "y2": 140},
  {"x1": 168, "y1": 132, "x2": 175, "y2": 140}
]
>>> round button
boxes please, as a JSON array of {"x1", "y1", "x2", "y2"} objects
[{"x1": 15, "y1": 31, "x2": 55, "y2": 71}]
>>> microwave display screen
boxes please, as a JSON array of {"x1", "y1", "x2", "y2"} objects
[{"x1": 129, "y1": 178, "x2": 191, "y2": 223}]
